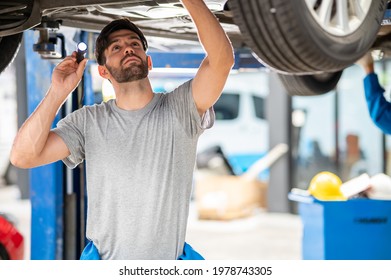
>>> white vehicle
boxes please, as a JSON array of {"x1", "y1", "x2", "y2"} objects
[
  {"x1": 197, "y1": 71, "x2": 269, "y2": 176},
  {"x1": 149, "y1": 70, "x2": 269, "y2": 177}
]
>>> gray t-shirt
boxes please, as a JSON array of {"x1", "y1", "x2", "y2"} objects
[{"x1": 52, "y1": 80, "x2": 214, "y2": 259}]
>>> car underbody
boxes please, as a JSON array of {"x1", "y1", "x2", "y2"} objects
[{"x1": 1, "y1": 0, "x2": 391, "y2": 95}]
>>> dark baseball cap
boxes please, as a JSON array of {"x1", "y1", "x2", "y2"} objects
[{"x1": 95, "y1": 18, "x2": 148, "y2": 65}]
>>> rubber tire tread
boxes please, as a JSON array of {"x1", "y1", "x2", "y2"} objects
[
  {"x1": 0, "y1": 33, "x2": 23, "y2": 74},
  {"x1": 229, "y1": 0, "x2": 387, "y2": 74},
  {"x1": 277, "y1": 71, "x2": 343, "y2": 96}
]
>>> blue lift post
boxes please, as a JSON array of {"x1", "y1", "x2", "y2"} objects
[
  {"x1": 25, "y1": 28, "x2": 265, "y2": 259},
  {"x1": 24, "y1": 30, "x2": 64, "y2": 260},
  {"x1": 24, "y1": 29, "x2": 104, "y2": 259}
]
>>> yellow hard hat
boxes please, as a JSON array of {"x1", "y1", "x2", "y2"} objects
[{"x1": 308, "y1": 171, "x2": 346, "y2": 201}]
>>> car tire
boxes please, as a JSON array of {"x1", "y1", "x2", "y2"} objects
[
  {"x1": 229, "y1": 0, "x2": 387, "y2": 74},
  {"x1": 0, "y1": 243, "x2": 10, "y2": 260},
  {"x1": 277, "y1": 71, "x2": 343, "y2": 96},
  {"x1": 0, "y1": 33, "x2": 23, "y2": 74}
]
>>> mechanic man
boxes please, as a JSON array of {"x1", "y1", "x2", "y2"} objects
[
  {"x1": 356, "y1": 52, "x2": 391, "y2": 134},
  {"x1": 10, "y1": 0, "x2": 234, "y2": 260}
]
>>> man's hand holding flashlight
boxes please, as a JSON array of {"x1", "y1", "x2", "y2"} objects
[
  {"x1": 76, "y1": 42, "x2": 88, "y2": 63},
  {"x1": 50, "y1": 46, "x2": 88, "y2": 102}
]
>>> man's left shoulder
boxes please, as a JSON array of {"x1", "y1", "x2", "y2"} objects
[{"x1": 169, "y1": 79, "x2": 193, "y2": 95}]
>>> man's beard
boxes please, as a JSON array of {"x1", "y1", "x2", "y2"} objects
[{"x1": 106, "y1": 55, "x2": 149, "y2": 83}]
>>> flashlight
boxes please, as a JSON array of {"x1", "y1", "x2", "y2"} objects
[{"x1": 76, "y1": 42, "x2": 88, "y2": 63}]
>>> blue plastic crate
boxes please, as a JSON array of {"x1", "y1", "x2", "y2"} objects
[{"x1": 289, "y1": 193, "x2": 391, "y2": 260}]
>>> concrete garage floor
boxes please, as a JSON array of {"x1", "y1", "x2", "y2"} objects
[
  {"x1": 0, "y1": 185, "x2": 302, "y2": 260},
  {"x1": 186, "y1": 203, "x2": 302, "y2": 260}
]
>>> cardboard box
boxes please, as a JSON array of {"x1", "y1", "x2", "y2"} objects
[
  {"x1": 195, "y1": 175, "x2": 267, "y2": 220},
  {"x1": 194, "y1": 143, "x2": 288, "y2": 221}
]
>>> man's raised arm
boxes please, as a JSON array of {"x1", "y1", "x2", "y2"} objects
[
  {"x1": 10, "y1": 52, "x2": 87, "y2": 168},
  {"x1": 180, "y1": 0, "x2": 235, "y2": 115}
]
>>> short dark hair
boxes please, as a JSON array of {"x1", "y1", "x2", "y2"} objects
[{"x1": 95, "y1": 18, "x2": 148, "y2": 65}]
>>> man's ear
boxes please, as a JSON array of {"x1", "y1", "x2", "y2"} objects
[
  {"x1": 147, "y1": 55, "x2": 153, "y2": 70},
  {"x1": 98, "y1": 65, "x2": 110, "y2": 79}
]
